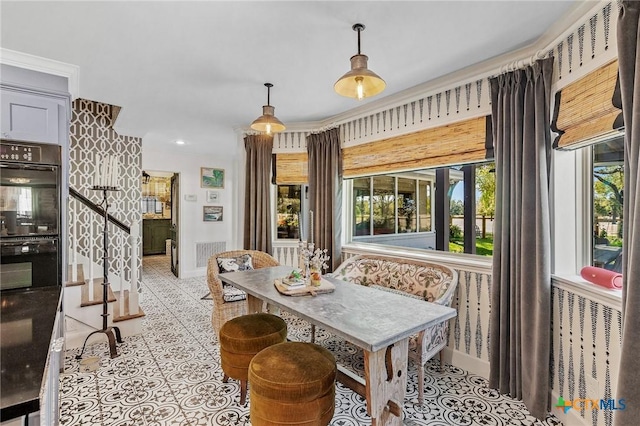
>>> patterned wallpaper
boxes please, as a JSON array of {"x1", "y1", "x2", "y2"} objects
[
  {"x1": 450, "y1": 269, "x2": 491, "y2": 363},
  {"x1": 552, "y1": 285, "x2": 622, "y2": 426},
  {"x1": 69, "y1": 99, "x2": 142, "y2": 285},
  {"x1": 551, "y1": 1, "x2": 619, "y2": 89}
]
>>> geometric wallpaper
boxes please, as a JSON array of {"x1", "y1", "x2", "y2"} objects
[
  {"x1": 552, "y1": 285, "x2": 622, "y2": 426},
  {"x1": 69, "y1": 99, "x2": 142, "y2": 286}
]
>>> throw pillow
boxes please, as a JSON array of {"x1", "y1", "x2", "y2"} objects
[
  {"x1": 216, "y1": 254, "x2": 252, "y2": 303},
  {"x1": 223, "y1": 285, "x2": 247, "y2": 303},
  {"x1": 217, "y1": 254, "x2": 254, "y2": 273}
]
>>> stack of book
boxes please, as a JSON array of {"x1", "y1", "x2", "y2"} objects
[{"x1": 281, "y1": 275, "x2": 307, "y2": 289}]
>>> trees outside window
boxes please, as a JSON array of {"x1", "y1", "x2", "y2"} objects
[
  {"x1": 592, "y1": 138, "x2": 624, "y2": 272},
  {"x1": 276, "y1": 185, "x2": 301, "y2": 239}
]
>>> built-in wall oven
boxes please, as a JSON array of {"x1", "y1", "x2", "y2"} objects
[{"x1": 0, "y1": 140, "x2": 61, "y2": 291}]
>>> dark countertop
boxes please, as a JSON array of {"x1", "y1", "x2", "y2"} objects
[{"x1": 1, "y1": 286, "x2": 61, "y2": 421}]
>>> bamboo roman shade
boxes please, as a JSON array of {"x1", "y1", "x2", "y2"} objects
[
  {"x1": 342, "y1": 116, "x2": 492, "y2": 178},
  {"x1": 272, "y1": 153, "x2": 308, "y2": 184},
  {"x1": 552, "y1": 60, "x2": 623, "y2": 149}
]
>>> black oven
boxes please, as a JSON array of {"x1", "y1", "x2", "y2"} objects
[
  {"x1": 0, "y1": 237, "x2": 59, "y2": 290},
  {"x1": 0, "y1": 140, "x2": 61, "y2": 291}
]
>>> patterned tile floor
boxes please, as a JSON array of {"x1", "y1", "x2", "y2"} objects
[{"x1": 60, "y1": 255, "x2": 562, "y2": 425}]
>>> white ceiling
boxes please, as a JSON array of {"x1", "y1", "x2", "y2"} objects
[{"x1": 1, "y1": 1, "x2": 584, "y2": 154}]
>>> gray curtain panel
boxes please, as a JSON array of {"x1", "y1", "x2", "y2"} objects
[
  {"x1": 307, "y1": 127, "x2": 342, "y2": 271},
  {"x1": 615, "y1": 2, "x2": 640, "y2": 424},
  {"x1": 243, "y1": 134, "x2": 273, "y2": 253},
  {"x1": 488, "y1": 57, "x2": 554, "y2": 420}
]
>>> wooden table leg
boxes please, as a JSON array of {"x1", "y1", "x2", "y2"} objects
[
  {"x1": 246, "y1": 294, "x2": 263, "y2": 314},
  {"x1": 363, "y1": 338, "x2": 408, "y2": 426}
]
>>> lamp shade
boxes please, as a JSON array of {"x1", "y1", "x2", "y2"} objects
[
  {"x1": 250, "y1": 83, "x2": 285, "y2": 134},
  {"x1": 334, "y1": 54, "x2": 386, "y2": 99},
  {"x1": 334, "y1": 23, "x2": 385, "y2": 100}
]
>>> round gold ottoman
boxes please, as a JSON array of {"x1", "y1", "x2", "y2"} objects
[
  {"x1": 219, "y1": 313, "x2": 287, "y2": 405},
  {"x1": 249, "y1": 341, "x2": 337, "y2": 426}
]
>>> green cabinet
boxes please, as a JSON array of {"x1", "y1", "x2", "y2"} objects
[{"x1": 143, "y1": 219, "x2": 171, "y2": 255}]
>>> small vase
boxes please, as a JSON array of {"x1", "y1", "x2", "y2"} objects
[{"x1": 310, "y1": 268, "x2": 321, "y2": 287}]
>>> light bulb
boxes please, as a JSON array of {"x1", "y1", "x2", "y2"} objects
[
  {"x1": 356, "y1": 77, "x2": 364, "y2": 100},
  {"x1": 266, "y1": 123, "x2": 272, "y2": 135}
]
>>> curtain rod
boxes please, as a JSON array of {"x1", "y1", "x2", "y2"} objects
[{"x1": 492, "y1": 50, "x2": 549, "y2": 77}]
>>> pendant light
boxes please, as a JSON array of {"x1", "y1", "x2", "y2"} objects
[
  {"x1": 250, "y1": 83, "x2": 285, "y2": 134},
  {"x1": 334, "y1": 23, "x2": 386, "y2": 100}
]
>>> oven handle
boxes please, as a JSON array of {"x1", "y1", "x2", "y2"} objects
[{"x1": 0, "y1": 239, "x2": 58, "y2": 247}]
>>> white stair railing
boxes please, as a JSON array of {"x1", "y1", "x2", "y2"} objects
[{"x1": 129, "y1": 220, "x2": 140, "y2": 315}]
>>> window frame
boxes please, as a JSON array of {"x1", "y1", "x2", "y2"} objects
[
  {"x1": 272, "y1": 183, "x2": 307, "y2": 241},
  {"x1": 342, "y1": 162, "x2": 494, "y2": 257}
]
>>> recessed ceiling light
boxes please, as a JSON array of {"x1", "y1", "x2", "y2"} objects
[{"x1": 176, "y1": 140, "x2": 185, "y2": 145}]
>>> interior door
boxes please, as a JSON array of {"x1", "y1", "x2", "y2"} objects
[{"x1": 170, "y1": 173, "x2": 179, "y2": 277}]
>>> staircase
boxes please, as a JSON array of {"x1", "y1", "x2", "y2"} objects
[{"x1": 64, "y1": 188, "x2": 145, "y2": 349}]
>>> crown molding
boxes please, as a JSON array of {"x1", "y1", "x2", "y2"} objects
[{"x1": 0, "y1": 48, "x2": 80, "y2": 99}]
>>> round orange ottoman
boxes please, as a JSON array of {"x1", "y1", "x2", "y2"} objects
[
  {"x1": 249, "y1": 341, "x2": 337, "y2": 426},
  {"x1": 219, "y1": 313, "x2": 287, "y2": 405}
]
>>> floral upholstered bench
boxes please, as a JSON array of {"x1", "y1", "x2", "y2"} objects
[{"x1": 331, "y1": 254, "x2": 458, "y2": 403}]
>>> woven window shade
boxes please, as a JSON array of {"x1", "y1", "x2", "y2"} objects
[
  {"x1": 273, "y1": 153, "x2": 308, "y2": 184},
  {"x1": 552, "y1": 60, "x2": 623, "y2": 150},
  {"x1": 342, "y1": 116, "x2": 492, "y2": 178}
]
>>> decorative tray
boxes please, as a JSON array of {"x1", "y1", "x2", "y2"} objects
[{"x1": 274, "y1": 278, "x2": 335, "y2": 296}]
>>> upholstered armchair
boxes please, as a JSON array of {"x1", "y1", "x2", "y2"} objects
[{"x1": 206, "y1": 250, "x2": 279, "y2": 335}]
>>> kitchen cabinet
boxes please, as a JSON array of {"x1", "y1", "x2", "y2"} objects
[
  {"x1": 0, "y1": 89, "x2": 62, "y2": 144},
  {"x1": 143, "y1": 219, "x2": 171, "y2": 255}
]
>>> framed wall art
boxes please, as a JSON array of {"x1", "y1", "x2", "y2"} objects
[
  {"x1": 201, "y1": 167, "x2": 224, "y2": 188},
  {"x1": 206, "y1": 190, "x2": 220, "y2": 203},
  {"x1": 203, "y1": 205, "x2": 223, "y2": 222}
]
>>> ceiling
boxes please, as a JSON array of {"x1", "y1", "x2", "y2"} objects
[{"x1": 1, "y1": 1, "x2": 583, "y2": 155}]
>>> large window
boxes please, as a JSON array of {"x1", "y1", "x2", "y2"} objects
[
  {"x1": 276, "y1": 185, "x2": 301, "y2": 239},
  {"x1": 348, "y1": 163, "x2": 495, "y2": 256},
  {"x1": 592, "y1": 137, "x2": 624, "y2": 272},
  {"x1": 352, "y1": 174, "x2": 432, "y2": 239}
]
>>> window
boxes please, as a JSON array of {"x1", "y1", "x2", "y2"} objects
[
  {"x1": 592, "y1": 137, "x2": 624, "y2": 272},
  {"x1": 353, "y1": 177, "x2": 371, "y2": 236},
  {"x1": 373, "y1": 176, "x2": 395, "y2": 235},
  {"x1": 397, "y1": 178, "x2": 417, "y2": 233},
  {"x1": 351, "y1": 173, "x2": 434, "y2": 247},
  {"x1": 276, "y1": 185, "x2": 301, "y2": 239},
  {"x1": 417, "y1": 179, "x2": 432, "y2": 232},
  {"x1": 347, "y1": 162, "x2": 495, "y2": 256}
]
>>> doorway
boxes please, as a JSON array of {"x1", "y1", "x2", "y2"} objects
[{"x1": 142, "y1": 170, "x2": 179, "y2": 277}]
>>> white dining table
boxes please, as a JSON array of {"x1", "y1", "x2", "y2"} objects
[{"x1": 219, "y1": 265, "x2": 457, "y2": 426}]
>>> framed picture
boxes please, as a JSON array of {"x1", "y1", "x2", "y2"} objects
[
  {"x1": 203, "y1": 205, "x2": 223, "y2": 222},
  {"x1": 206, "y1": 190, "x2": 219, "y2": 203},
  {"x1": 201, "y1": 167, "x2": 224, "y2": 188}
]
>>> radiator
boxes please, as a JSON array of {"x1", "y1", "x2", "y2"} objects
[{"x1": 196, "y1": 241, "x2": 227, "y2": 268}]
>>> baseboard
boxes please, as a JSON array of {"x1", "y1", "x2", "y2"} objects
[
  {"x1": 550, "y1": 390, "x2": 589, "y2": 426},
  {"x1": 443, "y1": 347, "x2": 490, "y2": 379}
]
